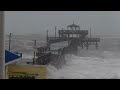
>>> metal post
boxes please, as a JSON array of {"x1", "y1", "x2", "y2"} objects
[
  {"x1": 0, "y1": 11, "x2": 5, "y2": 79},
  {"x1": 8, "y1": 33, "x2": 12, "y2": 51}
]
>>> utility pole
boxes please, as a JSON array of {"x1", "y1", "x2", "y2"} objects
[
  {"x1": 55, "y1": 26, "x2": 57, "y2": 39},
  {"x1": 46, "y1": 30, "x2": 48, "y2": 46},
  {"x1": 33, "y1": 40, "x2": 36, "y2": 64},
  {"x1": 8, "y1": 33, "x2": 12, "y2": 51},
  {"x1": 0, "y1": 11, "x2": 5, "y2": 79}
]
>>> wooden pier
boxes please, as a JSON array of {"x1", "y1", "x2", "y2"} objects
[
  {"x1": 29, "y1": 22, "x2": 100, "y2": 68},
  {"x1": 47, "y1": 23, "x2": 100, "y2": 54}
]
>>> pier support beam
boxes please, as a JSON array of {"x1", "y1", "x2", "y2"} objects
[
  {"x1": 81, "y1": 42, "x2": 84, "y2": 49},
  {"x1": 96, "y1": 42, "x2": 98, "y2": 49},
  {"x1": 86, "y1": 42, "x2": 89, "y2": 50}
]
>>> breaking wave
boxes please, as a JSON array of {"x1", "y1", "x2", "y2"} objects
[{"x1": 46, "y1": 52, "x2": 120, "y2": 79}]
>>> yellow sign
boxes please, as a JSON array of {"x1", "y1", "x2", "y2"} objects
[{"x1": 6, "y1": 64, "x2": 46, "y2": 79}]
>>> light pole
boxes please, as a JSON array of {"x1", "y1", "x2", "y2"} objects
[
  {"x1": 8, "y1": 33, "x2": 12, "y2": 51},
  {"x1": 0, "y1": 11, "x2": 5, "y2": 79}
]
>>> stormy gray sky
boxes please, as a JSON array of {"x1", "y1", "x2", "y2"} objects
[{"x1": 5, "y1": 11, "x2": 120, "y2": 37}]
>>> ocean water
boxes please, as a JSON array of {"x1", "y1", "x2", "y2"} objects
[{"x1": 5, "y1": 35, "x2": 120, "y2": 79}]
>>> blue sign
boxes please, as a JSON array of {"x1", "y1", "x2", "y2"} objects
[{"x1": 5, "y1": 50, "x2": 20, "y2": 63}]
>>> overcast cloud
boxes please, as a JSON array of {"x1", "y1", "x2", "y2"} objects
[{"x1": 5, "y1": 11, "x2": 120, "y2": 37}]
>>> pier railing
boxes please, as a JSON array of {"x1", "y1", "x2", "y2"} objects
[
  {"x1": 48, "y1": 37, "x2": 100, "y2": 44},
  {"x1": 58, "y1": 30, "x2": 88, "y2": 34}
]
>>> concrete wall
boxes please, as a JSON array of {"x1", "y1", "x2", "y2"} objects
[{"x1": 0, "y1": 11, "x2": 5, "y2": 79}]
